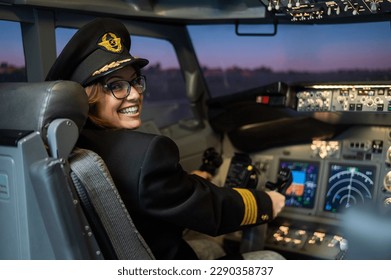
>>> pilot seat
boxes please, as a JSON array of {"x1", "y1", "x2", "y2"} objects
[{"x1": 0, "y1": 81, "x2": 154, "y2": 260}]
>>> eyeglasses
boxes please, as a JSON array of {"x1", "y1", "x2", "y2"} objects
[{"x1": 102, "y1": 75, "x2": 146, "y2": 100}]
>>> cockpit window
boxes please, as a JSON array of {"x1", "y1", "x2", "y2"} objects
[
  {"x1": 0, "y1": 20, "x2": 26, "y2": 82},
  {"x1": 132, "y1": 37, "x2": 190, "y2": 128},
  {"x1": 188, "y1": 22, "x2": 391, "y2": 98},
  {"x1": 56, "y1": 28, "x2": 189, "y2": 129}
]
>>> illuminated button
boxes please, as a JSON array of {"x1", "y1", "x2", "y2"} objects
[
  {"x1": 278, "y1": 226, "x2": 289, "y2": 235},
  {"x1": 273, "y1": 233, "x2": 281, "y2": 238},
  {"x1": 383, "y1": 197, "x2": 391, "y2": 207},
  {"x1": 275, "y1": 236, "x2": 284, "y2": 242},
  {"x1": 314, "y1": 232, "x2": 325, "y2": 239},
  {"x1": 256, "y1": 96, "x2": 269, "y2": 104},
  {"x1": 293, "y1": 239, "x2": 302, "y2": 245},
  {"x1": 308, "y1": 239, "x2": 316, "y2": 245}
]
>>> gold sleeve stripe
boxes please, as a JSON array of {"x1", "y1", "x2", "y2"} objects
[{"x1": 233, "y1": 188, "x2": 258, "y2": 225}]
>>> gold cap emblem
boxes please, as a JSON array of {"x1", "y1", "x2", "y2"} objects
[{"x1": 98, "y1": 32, "x2": 122, "y2": 53}]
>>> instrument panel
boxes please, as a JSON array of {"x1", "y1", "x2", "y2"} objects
[
  {"x1": 236, "y1": 125, "x2": 391, "y2": 259},
  {"x1": 279, "y1": 160, "x2": 319, "y2": 209},
  {"x1": 211, "y1": 81, "x2": 391, "y2": 259},
  {"x1": 324, "y1": 163, "x2": 375, "y2": 213}
]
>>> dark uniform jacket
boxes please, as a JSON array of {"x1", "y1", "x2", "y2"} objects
[{"x1": 77, "y1": 122, "x2": 273, "y2": 259}]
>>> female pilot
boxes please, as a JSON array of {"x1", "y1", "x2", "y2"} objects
[{"x1": 46, "y1": 18, "x2": 286, "y2": 260}]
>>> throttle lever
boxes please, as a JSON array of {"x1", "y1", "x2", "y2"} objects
[{"x1": 266, "y1": 167, "x2": 292, "y2": 194}]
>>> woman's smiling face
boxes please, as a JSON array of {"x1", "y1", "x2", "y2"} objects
[{"x1": 94, "y1": 65, "x2": 143, "y2": 129}]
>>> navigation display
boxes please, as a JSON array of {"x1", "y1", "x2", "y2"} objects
[
  {"x1": 279, "y1": 160, "x2": 320, "y2": 209},
  {"x1": 324, "y1": 163, "x2": 375, "y2": 214}
]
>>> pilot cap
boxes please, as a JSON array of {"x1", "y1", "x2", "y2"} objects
[{"x1": 46, "y1": 18, "x2": 149, "y2": 87}]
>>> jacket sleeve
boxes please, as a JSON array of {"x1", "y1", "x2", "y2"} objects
[{"x1": 138, "y1": 135, "x2": 274, "y2": 236}]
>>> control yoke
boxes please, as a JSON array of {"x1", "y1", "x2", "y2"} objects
[
  {"x1": 266, "y1": 167, "x2": 292, "y2": 194},
  {"x1": 199, "y1": 147, "x2": 223, "y2": 176}
]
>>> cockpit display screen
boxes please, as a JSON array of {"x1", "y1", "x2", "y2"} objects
[
  {"x1": 279, "y1": 160, "x2": 319, "y2": 209},
  {"x1": 324, "y1": 163, "x2": 375, "y2": 214}
]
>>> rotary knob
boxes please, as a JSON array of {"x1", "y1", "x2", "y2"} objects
[
  {"x1": 384, "y1": 197, "x2": 391, "y2": 208},
  {"x1": 383, "y1": 171, "x2": 391, "y2": 192},
  {"x1": 386, "y1": 146, "x2": 391, "y2": 165}
]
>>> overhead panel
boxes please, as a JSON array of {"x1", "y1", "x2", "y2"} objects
[{"x1": 259, "y1": 0, "x2": 391, "y2": 21}]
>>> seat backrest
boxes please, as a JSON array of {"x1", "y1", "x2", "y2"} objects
[
  {"x1": 0, "y1": 81, "x2": 96, "y2": 259},
  {"x1": 0, "y1": 81, "x2": 154, "y2": 259}
]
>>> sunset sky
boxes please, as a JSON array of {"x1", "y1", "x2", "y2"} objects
[{"x1": 2, "y1": 20, "x2": 391, "y2": 72}]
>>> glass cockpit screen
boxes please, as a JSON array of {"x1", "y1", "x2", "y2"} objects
[
  {"x1": 324, "y1": 164, "x2": 375, "y2": 214},
  {"x1": 279, "y1": 160, "x2": 319, "y2": 209}
]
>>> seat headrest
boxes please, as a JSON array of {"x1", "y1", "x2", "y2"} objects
[{"x1": 0, "y1": 81, "x2": 89, "y2": 142}]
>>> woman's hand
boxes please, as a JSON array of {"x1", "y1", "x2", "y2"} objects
[
  {"x1": 191, "y1": 170, "x2": 212, "y2": 181},
  {"x1": 266, "y1": 191, "x2": 286, "y2": 218}
]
